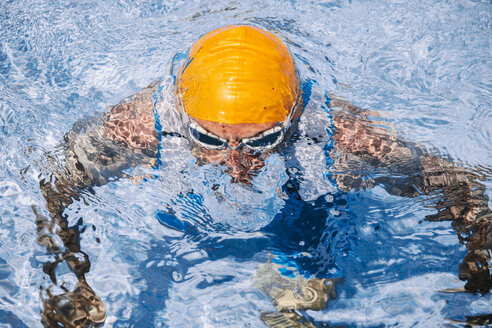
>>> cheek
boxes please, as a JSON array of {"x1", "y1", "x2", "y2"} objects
[{"x1": 191, "y1": 146, "x2": 228, "y2": 165}]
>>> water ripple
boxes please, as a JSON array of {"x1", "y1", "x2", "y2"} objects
[{"x1": 0, "y1": 0, "x2": 491, "y2": 326}]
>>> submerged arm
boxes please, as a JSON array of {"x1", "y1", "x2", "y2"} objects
[
  {"x1": 328, "y1": 96, "x2": 492, "y2": 294},
  {"x1": 36, "y1": 82, "x2": 160, "y2": 326}
]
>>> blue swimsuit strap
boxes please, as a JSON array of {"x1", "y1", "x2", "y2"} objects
[
  {"x1": 300, "y1": 79, "x2": 339, "y2": 192},
  {"x1": 152, "y1": 86, "x2": 163, "y2": 168},
  {"x1": 151, "y1": 84, "x2": 186, "y2": 169},
  {"x1": 322, "y1": 91, "x2": 339, "y2": 192}
]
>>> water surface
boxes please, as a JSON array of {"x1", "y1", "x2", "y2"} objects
[{"x1": 0, "y1": 0, "x2": 491, "y2": 327}]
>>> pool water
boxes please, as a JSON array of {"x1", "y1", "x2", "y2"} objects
[{"x1": 1, "y1": 0, "x2": 491, "y2": 327}]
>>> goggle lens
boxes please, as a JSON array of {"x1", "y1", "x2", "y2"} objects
[
  {"x1": 187, "y1": 123, "x2": 284, "y2": 151},
  {"x1": 242, "y1": 128, "x2": 283, "y2": 149},
  {"x1": 189, "y1": 126, "x2": 227, "y2": 149}
]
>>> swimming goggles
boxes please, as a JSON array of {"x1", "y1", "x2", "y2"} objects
[{"x1": 186, "y1": 119, "x2": 286, "y2": 151}]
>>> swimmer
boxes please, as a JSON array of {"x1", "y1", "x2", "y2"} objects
[{"x1": 35, "y1": 25, "x2": 491, "y2": 327}]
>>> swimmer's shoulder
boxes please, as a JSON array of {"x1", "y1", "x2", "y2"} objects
[
  {"x1": 102, "y1": 81, "x2": 161, "y2": 151},
  {"x1": 56, "y1": 80, "x2": 181, "y2": 187}
]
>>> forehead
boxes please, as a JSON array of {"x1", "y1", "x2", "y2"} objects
[{"x1": 192, "y1": 117, "x2": 279, "y2": 140}]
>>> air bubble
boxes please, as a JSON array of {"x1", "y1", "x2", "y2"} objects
[{"x1": 172, "y1": 271, "x2": 183, "y2": 282}]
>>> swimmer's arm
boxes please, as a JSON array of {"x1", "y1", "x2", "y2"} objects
[
  {"x1": 328, "y1": 97, "x2": 492, "y2": 294},
  {"x1": 36, "y1": 82, "x2": 162, "y2": 325}
]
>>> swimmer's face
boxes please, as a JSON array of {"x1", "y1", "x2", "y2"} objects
[
  {"x1": 175, "y1": 26, "x2": 300, "y2": 183},
  {"x1": 190, "y1": 117, "x2": 278, "y2": 183}
]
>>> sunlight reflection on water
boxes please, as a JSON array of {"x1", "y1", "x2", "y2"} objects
[{"x1": 0, "y1": 0, "x2": 491, "y2": 327}]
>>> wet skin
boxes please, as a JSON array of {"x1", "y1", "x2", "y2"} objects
[{"x1": 190, "y1": 117, "x2": 279, "y2": 182}]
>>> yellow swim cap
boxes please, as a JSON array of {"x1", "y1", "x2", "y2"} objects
[{"x1": 176, "y1": 25, "x2": 299, "y2": 125}]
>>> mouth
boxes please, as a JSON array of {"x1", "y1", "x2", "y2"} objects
[
  {"x1": 190, "y1": 144, "x2": 268, "y2": 183},
  {"x1": 222, "y1": 154, "x2": 265, "y2": 183}
]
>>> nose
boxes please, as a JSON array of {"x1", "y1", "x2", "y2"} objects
[
  {"x1": 224, "y1": 140, "x2": 244, "y2": 168},
  {"x1": 228, "y1": 140, "x2": 240, "y2": 150},
  {"x1": 225, "y1": 149, "x2": 250, "y2": 183},
  {"x1": 225, "y1": 149, "x2": 242, "y2": 169}
]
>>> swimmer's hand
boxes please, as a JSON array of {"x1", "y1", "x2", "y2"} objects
[
  {"x1": 42, "y1": 279, "x2": 106, "y2": 328},
  {"x1": 254, "y1": 260, "x2": 337, "y2": 312}
]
